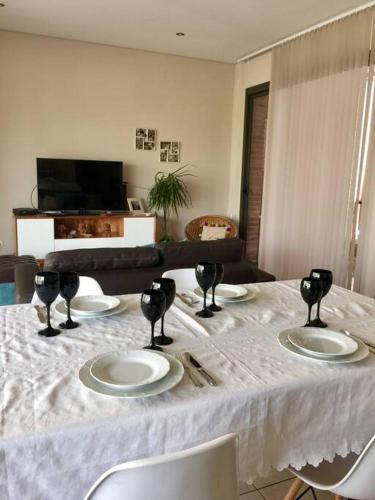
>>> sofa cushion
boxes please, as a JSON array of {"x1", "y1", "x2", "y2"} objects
[
  {"x1": 44, "y1": 247, "x2": 160, "y2": 272},
  {"x1": 156, "y1": 238, "x2": 244, "y2": 267},
  {"x1": 0, "y1": 283, "x2": 16, "y2": 305}
]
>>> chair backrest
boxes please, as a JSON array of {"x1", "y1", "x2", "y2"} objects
[
  {"x1": 84, "y1": 433, "x2": 239, "y2": 500},
  {"x1": 31, "y1": 276, "x2": 104, "y2": 304},
  {"x1": 162, "y1": 268, "x2": 196, "y2": 290},
  {"x1": 14, "y1": 262, "x2": 40, "y2": 304},
  {"x1": 332, "y1": 433, "x2": 375, "y2": 499}
]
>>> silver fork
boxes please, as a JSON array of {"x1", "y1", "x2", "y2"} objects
[{"x1": 340, "y1": 329, "x2": 375, "y2": 354}]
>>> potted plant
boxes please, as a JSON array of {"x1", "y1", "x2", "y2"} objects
[{"x1": 148, "y1": 165, "x2": 194, "y2": 241}]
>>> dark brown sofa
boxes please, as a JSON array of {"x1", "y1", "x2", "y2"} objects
[{"x1": 43, "y1": 239, "x2": 274, "y2": 295}]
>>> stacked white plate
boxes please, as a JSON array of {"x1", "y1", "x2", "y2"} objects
[
  {"x1": 193, "y1": 284, "x2": 256, "y2": 303},
  {"x1": 54, "y1": 295, "x2": 127, "y2": 320},
  {"x1": 79, "y1": 350, "x2": 184, "y2": 398},
  {"x1": 278, "y1": 327, "x2": 369, "y2": 363}
]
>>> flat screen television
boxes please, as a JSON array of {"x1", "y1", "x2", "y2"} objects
[{"x1": 37, "y1": 158, "x2": 124, "y2": 212}]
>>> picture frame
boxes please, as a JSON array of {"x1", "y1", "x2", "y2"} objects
[
  {"x1": 135, "y1": 128, "x2": 157, "y2": 151},
  {"x1": 127, "y1": 198, "x2": 145, "y2": 212},
  {"x1": 159, "y1": 140, "x2": 180, "y2": 162}
]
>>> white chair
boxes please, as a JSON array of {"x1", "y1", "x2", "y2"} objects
[
  {"x1": 285, "y1": 433, "x2": 375, "y2": 500},
  {"x1": 31, "y1": 276, "x2": 103, "y2": 304},
  {"x1": 84, "y1": 433, "x2": 239, "y2": 500},
  {"x1": 162, "y1": 268, "x2": 196, "y2": 290}
]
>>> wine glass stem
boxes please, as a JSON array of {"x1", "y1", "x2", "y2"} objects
[
  {"x1": 307, "y1": 304, "x2": 312, "y2": 324},
  {"x1": 46, "y1": 303, "x2": 52, "y2": 329},
  {"x1": 316, "y1": 300, "x2": 321, "y2": 320},
  {"x1": 161, "y1": 314, "x2": 165, "y2": 337},
  {"x1": 67, "y1": 299, "x2": 72, "y2": 322},
  {"x1": 203, "y1": 290, "x2": 207, "y2": 311},
  {"x1": 151, "y1": 321, "x2": 156, "y2": 347},
  {"x1": 212, "y1": 286, "x2": 216, "y2": 306}
]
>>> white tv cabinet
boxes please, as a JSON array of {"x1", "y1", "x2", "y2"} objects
[{"x1": 15, "y1": 213, "x2": 156, "y2": 259}]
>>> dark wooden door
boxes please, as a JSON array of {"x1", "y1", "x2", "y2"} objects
[{"x1": 239, "y1": 83, "x2": 269, "y2": 263}]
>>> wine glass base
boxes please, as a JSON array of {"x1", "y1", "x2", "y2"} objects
[
  {"x1": 303, "y1": 321, "x2": 315, "y2": 327},
  {"x1": 59, "y1": 320, "x2": 80, "y2": 329},
  {"x1": 310, "y1": 318, "x2": 328, "y2": 328},
  {"x1": 154, "y1": 335, "x2": 173, "y2": 345},
  {"x1": 38, "y1": 326, "x2": 61, "y2": 337},
  {"x1": 143, "y1": 344, "x2": 164, "y2": 352},
  {"x1": 208, "y1": 303, "x2": 222, "y2": 312},
  {"x1": 196, "y1": 309, "x2": 214, "y2": 318}
]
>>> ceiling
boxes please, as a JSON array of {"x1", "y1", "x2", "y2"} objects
[{"x1": 0, "y1": 0, "x2": 372, "y2": 63}]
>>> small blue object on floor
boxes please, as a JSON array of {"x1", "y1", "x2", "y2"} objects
[{"x1": 0, "y1": 282, "x2": 16, "y2": 305}]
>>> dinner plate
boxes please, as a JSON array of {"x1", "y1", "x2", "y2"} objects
[
  {"x1": 287, "y1": 327, "x2": 358, "y2": 357},
  {"x1": 70, "y1": 295, "x2": 120, "y2": 315},
  {"x1": 207, "y1": 284, "x2": 248, "y2": 299},
  {"x1": 278, "y1": 329, "x2": 368, "y2": 364},
  {"x1": 54, "y1": 297, "x2": 127, "y2": 320},
  {"x1": 79, "y1": 353, "x2": 184, "y2": 398},
  {"x1": 193, "y1": 287, "x2": 256, "y2": 303},
  {"x1": 90, "y1": 350, "x2": 170, "y2": 390}
]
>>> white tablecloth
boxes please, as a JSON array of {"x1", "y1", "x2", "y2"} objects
[{"x1": 1, "y1": 280, "x2": 375, "y2": 500}]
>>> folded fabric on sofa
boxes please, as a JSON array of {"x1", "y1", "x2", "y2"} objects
[
  {"x1": 44, "y1": 247, "x2": 160, "y2": 272},
  {"x1": 156, "y1": 238, "x2": 244, "y2": 267}
]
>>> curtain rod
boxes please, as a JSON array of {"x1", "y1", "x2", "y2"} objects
[{"x1": 237, "y1": 0, "x2": 375, "y2": 63}]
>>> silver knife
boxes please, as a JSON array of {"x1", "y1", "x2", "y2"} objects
[
  {"x1": 184, "y1": 352, "x2": 218, "y2": 386},
  {"x1": 34, "y1": 305, "x2": 47, "y2": 324},
  {"x1": 179, "y1": 356, "x2": 204, "y2": 388}
]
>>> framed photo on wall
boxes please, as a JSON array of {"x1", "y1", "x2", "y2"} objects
[
  {"x1": 159, "y1": 141, "x2": 180, "y2": 162},
  {"x1": 127, "y1": 198, "x2": 145, "y2": 212},
  {"x1": 135, "y1": 128, "x2": 157, "y2": 151}
]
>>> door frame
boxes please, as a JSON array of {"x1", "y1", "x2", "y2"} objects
[{"x1": 239, "y1": 82, "x2": 270, "y2": 254}]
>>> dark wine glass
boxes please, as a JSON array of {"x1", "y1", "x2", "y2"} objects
[
  {"x1": 59, "y1": 272, "x2": 80, "y2": 330},
  {"x1": 300, "y1": 277, "x2": 324, "y2": 327},
  {"x1": 309, "y1": 269, "x2": 333, "y2": 328},
  {"x1": 141, "y1": 289, "x2": 166, "y2": 352},
  {"x1": 151, "y1": 278, "x2": 176, "y2": 346},
  {"x1": 208, "y1": 263, "x2": 224, "y2": 312},
  {"x1": 34, "y1": 272, "x2": 61, "y2": 337},
  {"x1": 195, "y1": 262, "x2": 216, "y2": 318}
]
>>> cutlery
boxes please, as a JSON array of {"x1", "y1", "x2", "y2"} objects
[
  {"x1": 340, "y1": 329, "x2": 375, "y2": 354},
  {"x1": 184, "y1": 352, "x2": 218, "y2": 386},
  {"x1": 176, "y1": 293, "x2": 197, "y2": 308},
  {"x1": 34, "y1": 305, "x2": 47, "y2": 324},
  {"x1": 178, "y1": 356, "x2": 204, "y2": 388},
  {"x1": 181, "y1": 293, "x2": 199, "y2": 305}
]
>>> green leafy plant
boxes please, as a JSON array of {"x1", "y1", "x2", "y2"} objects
[{"x1": 148, "y1": 165, "x2": 195, "y2": 241}]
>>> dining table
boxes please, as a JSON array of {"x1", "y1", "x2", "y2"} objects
[{"x1": 1, "y1": 279, "x2": 375, "y2": 500}]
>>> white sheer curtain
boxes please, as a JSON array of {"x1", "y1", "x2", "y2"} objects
[
  {"x1": 259, "y1": 8, "x2": 374, "y2": 286},
  {"x1": 354, "y1": 25, "x2": 375, "y2": 297}
]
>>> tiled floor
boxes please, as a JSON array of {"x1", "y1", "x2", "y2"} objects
[{"x1": 240, "y1": 469, "x2": 336, "y2": 499}]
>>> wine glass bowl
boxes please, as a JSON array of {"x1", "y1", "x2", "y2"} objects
[
  {"x1": 300, "y1": 276, "x2": 324, "y2": 327},
  {"x1": 34, "y1": 271, "x2": 61, "y2": 337},
  {"x1": 208, "y1": 263, "x2": 224, "y2": 312},
  {"x1": 195, "y1": 262, "x2": 216, "y2": 318},
  {"x1": 141, "y1": 289, "x2": 166, "y2": 351},
  {"x1": 310, "y1": 269, "x2": 333, "y2": 327},
  {"x1": 59, "y1": 272, "x2": 80, "y2": 330},
  {"x1": 151, "y1": 278, "x2": 176, "y2": 345}
]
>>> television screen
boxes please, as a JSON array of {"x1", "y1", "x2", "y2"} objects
[{"x1": 37, "y1": 158, "x2": 124, "y2": 211}]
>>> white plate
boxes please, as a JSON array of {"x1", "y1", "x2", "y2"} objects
[
  {"x1": 287, "y1": 327, "x2": 358, "y2": 357},
  {"x1": 193, "y1": 287, "x2": 256, "y2": 303},
  {"x1": 90, "y1": 350, "x2": 170, "y2": 390},
  {"x1": 207, "y1": 284, "x2": 248, "y2": 299},
  {"x1": 70, "y1": 295, "x2": 120, "y2": 315},
  {"x1": 79, "y1": 353, "x2": 184, "y2": 398},
  {"x1": 278, "y1": 330, "x2": 368, "y2": 364},
  {"x1": 54, "y1": 297, "x2": 127, "y2": 320}
]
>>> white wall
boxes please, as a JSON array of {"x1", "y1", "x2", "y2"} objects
[
  {"x1": 227, "y1": 52, "x2": 272, "y2": 220},
  {"x1": 0, "y1": 31, "x2": 235, "y2": 253}
]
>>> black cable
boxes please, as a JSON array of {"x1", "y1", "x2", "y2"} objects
[{"x1": 30, "y1": 185, "x2": 37, "y2": 209}]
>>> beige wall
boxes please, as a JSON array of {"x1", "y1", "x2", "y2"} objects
[
  {"x1": 0, "y1": 31, "x2": 234, "y2": 253},
  {"x1": 227, "y1": 52, "x2": 272, "y2": 220}
]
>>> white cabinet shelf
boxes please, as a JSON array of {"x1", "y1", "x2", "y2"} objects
[{"x1": 15, "y1": 214, "x2": 156, "y2": 259}]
